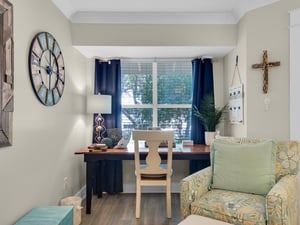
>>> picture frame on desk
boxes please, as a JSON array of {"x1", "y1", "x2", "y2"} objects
[
  {"x1": 182, "y1": 140, "x2": 194, "y2": 146},
  {"x1": 88, "y1": 143, "x2": 108, "y2": 152}
]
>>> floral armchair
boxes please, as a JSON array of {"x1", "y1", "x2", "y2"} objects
[{"x1": 180, "y1": 137, "x2": 299, "y2": 225}]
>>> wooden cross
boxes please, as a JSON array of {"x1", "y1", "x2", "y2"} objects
[{"x1": 252, "y1": 50, "x2": 280, "y2": 94}]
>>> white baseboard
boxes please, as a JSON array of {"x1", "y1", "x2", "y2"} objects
[{"x1": 75, "y1": 183, "x2": 180, "y2": 199}]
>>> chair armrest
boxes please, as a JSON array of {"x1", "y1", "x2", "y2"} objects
[
  {"x1": 266, "y1": 175, "x2": 299, "y2": 225},
  {"x1": 180, "y1": 166, "x2": 212, "y2": 218}
]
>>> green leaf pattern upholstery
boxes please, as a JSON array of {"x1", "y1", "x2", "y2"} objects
[
  {"x1": 191, "y1": 189, "x2": 266, "y2": 225},
  {"x1": 267, "y1": 175, "x2": 298, "y2": 225},
  {"x1": 180, "y1": 137, "x2": 299, "y2": 225}
]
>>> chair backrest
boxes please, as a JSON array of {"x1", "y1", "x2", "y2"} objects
[
  {"x1": 215, "y1": 136, "x2": 300, "y2": 181},
  {"x1": 132, "y1": 130, "x2": 174, "y2": 177}
]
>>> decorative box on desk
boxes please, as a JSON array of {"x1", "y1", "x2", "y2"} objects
[{"x1": 15, "y1": 206, "x2": 73, "y2": 225}]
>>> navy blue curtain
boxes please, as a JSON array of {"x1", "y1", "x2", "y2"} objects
[
  {"x1": 190, "y1": 58, "x2": 214, "y2": 173},
  {"x1": 94, "y1": 59, "x2": 123, "y2": 194}
]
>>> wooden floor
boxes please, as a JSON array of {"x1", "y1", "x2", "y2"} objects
[{"x1": 81, "y1": 193, "x2": 182, "y2": 225}]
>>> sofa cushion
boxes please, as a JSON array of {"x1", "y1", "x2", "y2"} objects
[
  {"x1": 216, "y1": 136, "x2": 299, "y2": 181},
  {"x1": 210, "y1": 139, "x2": 276, "y2": 195},
  {"x1": 191, "y1": 189, "x2": 266, "y2": 225}
]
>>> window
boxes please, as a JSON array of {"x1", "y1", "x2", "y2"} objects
[{"x1": 121, "y1": 59, "x2": 192, "y2": 141}]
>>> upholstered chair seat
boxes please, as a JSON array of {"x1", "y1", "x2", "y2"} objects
[{"x1": 191, "y1": 189, "x2": 266, "y2": 225}]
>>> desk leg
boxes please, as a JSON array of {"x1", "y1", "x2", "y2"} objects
[
  {"x1": 97, "y1": 161, "x2": 103, "y2": 198},
  {"x1": 86, "y1": 161, "x2": 93, "y2": 214},
  {"x1": 189, "y1": 160, "x2": 210, "y2": 174}
]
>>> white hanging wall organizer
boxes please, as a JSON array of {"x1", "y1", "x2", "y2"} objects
[{"x1": 229, "y1": 56, "x2": 244, "y2": 124}]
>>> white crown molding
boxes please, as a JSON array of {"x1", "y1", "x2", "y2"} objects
[
  {"x1": 233, "y1": 0, "x2": 279, "y2": 22},
  {"x1": 52, "y1": 0, "x2": 75, "y2": 18},
  {"x1": 70, "y1": 11, "x2": 237, "y2": 24},
  {"x1": 52, "y1": 0, "x2": 278, "y2": 25}
]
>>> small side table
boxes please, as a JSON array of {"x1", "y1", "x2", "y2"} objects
[{"x1": 178, "y1": 215, "x2": 233, "y2": 225}]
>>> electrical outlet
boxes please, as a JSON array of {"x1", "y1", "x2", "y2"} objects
[{"x1": 63, "y1": 177, "x2": 68, "y2": 190}]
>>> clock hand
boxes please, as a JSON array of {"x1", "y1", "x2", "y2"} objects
[
  {"x1": 32, "y1": 61, "x2": 41, "y2": 67},
  {"x1": 49, "y1": 74, "x2": 51, "y2": 89},
  {"x1": 52, "y1": 70, "x2": 63, "y2": 78},
  {"x1": 49, "y1": 51, "x2": 56, "y2": 68},
  {"x1": 32, "y1": 61, "x2": 49, "y2": 71},
  {"x1": 41, "y1": 65, "x2": 49, "y2": 71},
  {"x1": 49, "y1": 51, "x2": 52, "y2": 68},
  {"x1": 44, "y1": 55, "x2": 51, "y2": 66}
]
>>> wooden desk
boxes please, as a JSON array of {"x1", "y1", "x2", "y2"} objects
[{"x1": 75, "y1": 144, "x2": 210, "y2": 214}]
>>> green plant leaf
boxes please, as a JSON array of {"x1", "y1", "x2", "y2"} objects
[{"x1": 192, "y1": 95, "x2": 227, "y2": 131}]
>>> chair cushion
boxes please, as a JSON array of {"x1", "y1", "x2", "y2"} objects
[
  {"x1": 191, "y1": 189, "x2": 266, "y2": 225},
  {"x1": 137, "y1": 164, "x2": 173, "y2": 178},
  {"x1": 210, "y1": 139, "x2": 276, "y2": 195}
]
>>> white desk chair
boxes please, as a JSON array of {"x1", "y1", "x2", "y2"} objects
[{"x1": 132, "y1": 130, "x2": 174, "y2": 219}]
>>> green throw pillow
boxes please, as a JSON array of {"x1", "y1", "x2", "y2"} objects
[{"x1": 210, "y1": 139, "x2": 276, "y2": 195}]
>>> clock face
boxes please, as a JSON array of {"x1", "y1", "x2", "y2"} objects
[{"x1": 28, "y1": 32, "x2": 65, "y2": 106}]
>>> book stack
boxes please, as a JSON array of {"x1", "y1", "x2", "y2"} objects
[{"x1": 88, "y1": 143, "x2": 108, "y2": 152}]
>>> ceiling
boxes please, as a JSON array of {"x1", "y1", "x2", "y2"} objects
[{"x1": 51, "y1": 0, "x2": 279, "y2": 59}]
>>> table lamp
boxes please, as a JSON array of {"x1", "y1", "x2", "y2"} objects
[{"x1": 87, "y1": 94, "x2": 112, "y2": 143}]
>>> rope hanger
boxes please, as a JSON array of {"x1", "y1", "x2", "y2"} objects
[{"x1": 230, "y1": 56, "x2": 242, "y2": 86}]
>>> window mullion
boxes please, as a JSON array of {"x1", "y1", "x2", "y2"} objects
[
  {"x1": 121, "y1": 59, "x2": 192, "y2": 140},
  {"x1": 153, "y1": 62, "x2": 158, "y2": 127}
]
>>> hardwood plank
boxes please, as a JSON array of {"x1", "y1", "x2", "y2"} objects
[{"x1": 81, "y1": 193, "x2": 182, "y2": 225}]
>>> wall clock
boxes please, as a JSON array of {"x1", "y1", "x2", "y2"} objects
[{"x1": 28, "y1": 32, "x2": 65, "y2": 106}]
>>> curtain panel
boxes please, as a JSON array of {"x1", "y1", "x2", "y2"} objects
[
  {"x1": 190, "y1": 58, "x2": 214, "y2": 173},
  {"x1": 93, "y1": 59, "x2": 123, "y2": 194}
]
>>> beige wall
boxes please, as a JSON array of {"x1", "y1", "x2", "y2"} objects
[
  {"x1": 224, "y1": 0, "x2": 300, "y2": 139},
  {"x1": 71, "y1": 24, "x2": 236, "y2": 47},
  {"x1": 0, "y1": 0, "x2": 88, "y2": 224},
  {"x1": 223, "y1": 16, "x2": 248, "y2": 137},
  {"x1": 3, "y1": 0, "x2": 300, "y2": 224}
]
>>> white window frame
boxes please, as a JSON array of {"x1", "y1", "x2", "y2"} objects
[{"x1": 121, "y1": 60, "x2": 192, "y2": 129}]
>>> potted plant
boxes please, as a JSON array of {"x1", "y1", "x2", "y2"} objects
[{"x1": 193, "y1": 95, "x2": 227, "y2": 145}]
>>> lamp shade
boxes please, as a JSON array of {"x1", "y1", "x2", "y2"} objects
[{"x1": 86, "y1": 94, "x2": 112, "y2": 114}]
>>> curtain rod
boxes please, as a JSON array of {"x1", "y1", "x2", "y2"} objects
[{"x1": 95, "y1": 56, "x2": 218, "y2": 62}]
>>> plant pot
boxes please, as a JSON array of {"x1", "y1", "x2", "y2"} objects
[{"x1": 205, "y1": 131, "x2": 216, "y2": 146}]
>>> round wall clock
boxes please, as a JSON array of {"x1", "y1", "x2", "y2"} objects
[{"x1": 28, "y1": 32, "x2": 65, "y2": 106}]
